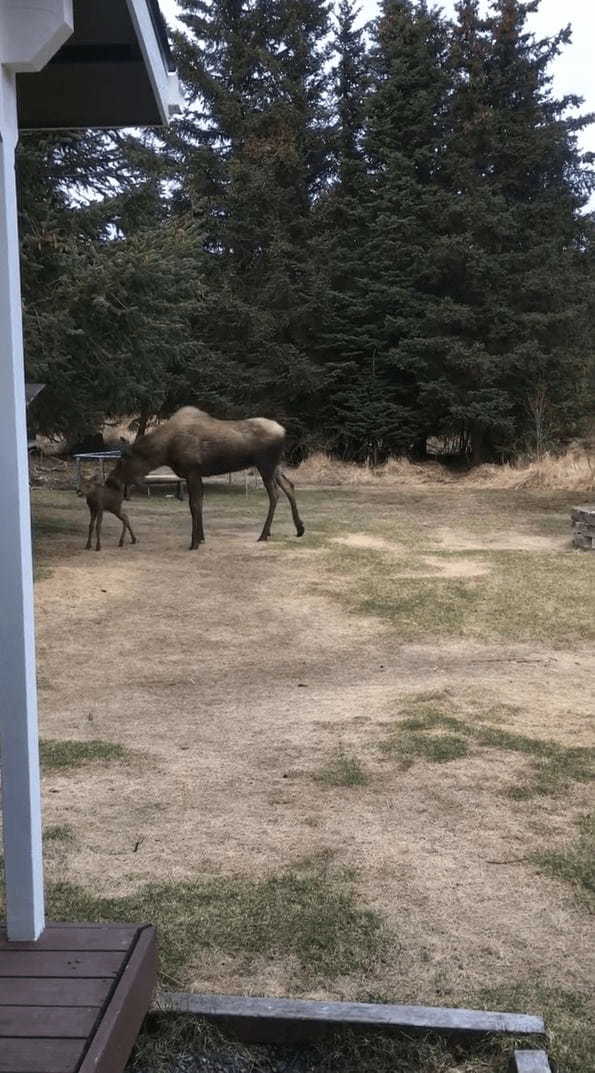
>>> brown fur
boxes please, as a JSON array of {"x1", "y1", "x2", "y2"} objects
[
  {"x1": 80, "y1": 476, "x2": 137, "y2": 552},
  {"x1": 108, "y1": 406, "x2": 305, "y2": 550}
]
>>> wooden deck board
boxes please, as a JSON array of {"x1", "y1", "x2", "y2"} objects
[
  {"x1": 0, "y1": 950, "x2": 124, "y2": 977},
  {"x1": 0, "y1": 978, "x2": 113, "y2": 1006},
  {"x1": 0, "y1": 1006, "x2": 98, "y2": 1036},
  {"x1": 0, "y1": 923, "x2": 156, "y2": 1073},
  {"x1": 0, "y1": 925, "x2": 138, "y2": 952},
  {"x1": 0, "y1": 1038, "x2": 82, "y2": 1073}
]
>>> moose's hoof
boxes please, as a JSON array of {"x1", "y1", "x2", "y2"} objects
[
  {"x1": 257, "y1": 535, "x2": 270, "y2": 542},
  {"x1": 296, "y1": 524, "x2": 305, "y2": 538}
]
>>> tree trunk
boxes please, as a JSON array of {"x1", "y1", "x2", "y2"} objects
[
  {"x1": 470, "y1": 425, "x2": 484, "y2": 467},
  {"x1": 135, "y1": 408, "x2": 150, "y2": 439},
  {"x1": 410, "y1": 434, "x2": 427, "y2": 460}
]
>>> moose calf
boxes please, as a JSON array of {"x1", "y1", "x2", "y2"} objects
[{"x1": 81, "y1": 476, "x2": 136, "y2": 552}]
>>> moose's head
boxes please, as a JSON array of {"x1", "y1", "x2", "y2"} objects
[{"x1": 108, "y1": 444, "x2": 147, "y2": 490}]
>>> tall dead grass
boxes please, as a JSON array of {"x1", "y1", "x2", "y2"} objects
[
  {"x1": 291, "y1": 452, "x2": 455, "y2": 487},
  {"x1": 468, "y1": 450, "x2": 595, "y2": 492},
  {"x1": 291, "y1": 449, "x2": 595, "y2": 492}
]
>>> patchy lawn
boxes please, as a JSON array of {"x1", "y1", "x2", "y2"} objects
[{"x1": 2, "y1": 480, "x2": 593, "y2": 1072}]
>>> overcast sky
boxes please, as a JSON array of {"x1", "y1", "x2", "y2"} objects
[{"x1": 160, "y1": 0, "x2": 595, "y2": 156}]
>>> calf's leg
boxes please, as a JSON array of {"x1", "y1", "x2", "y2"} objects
[
  {"x1": 95, "y1": 509, "x2": 103, "y2": 552},
  {"x1": 116, "y1": 509, "x2": 136, "y2": 546}
]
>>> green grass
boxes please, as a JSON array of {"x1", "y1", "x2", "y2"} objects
[
  {"x1": 532, "y1": 813, "x2": 595, "y2": 911},
  {"x1": 480, "y1": 984, "x2": 594, "y2": 1073},
  {"x1": 40, "y1": 858, "x2": 388, "y2": 988},
  {"x1": 128, "y1": 1012, "x2": 545, "y2": 1073},
  {"x1": 319, "y1": 539, "x2": 595, "y2": 645},
  {"x1": 394, "y1": 730, "x2": 470, "y2": 768},
  {"x1": 315, "y1": 748, "x2": 369, "y2": 786},
  {"x1": 39, "y1": 738, "x2": 130, "y2": 771},
  {"x1": 32, "y1": 514, "x2": 77, "y2": 536},
  {"x1": 43, "y1": 823, "x2": 74, "y2": 844},
  {"x1": 33, "y1": 563, "x2": 53, "y2": 582},
  {"x1": 381, "y1": 701, "x2": 594, "y2": 797}
]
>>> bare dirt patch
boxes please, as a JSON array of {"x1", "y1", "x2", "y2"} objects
[
  {"x1": 332, "y1": 535, "x2": 490, "y2": 576},
  {"x1": 332, "y1": 533, "x2": 406, "y2": 554},
  {"x1": 408, "y1": 555, "x2": 491, "y2": 577},
  {"x1": 435, "y1": 527, "x2": 569, "y2": 553},
  {"x1": 27, "y1": 486, "x2": 595, "y2": 1016}
]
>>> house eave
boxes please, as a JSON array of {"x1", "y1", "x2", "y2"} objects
[{"x1": 16, "y1": 0, "x2": 181, "y2": 131}]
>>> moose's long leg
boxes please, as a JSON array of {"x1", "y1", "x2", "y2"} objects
[
  {"x1": 124, "y1": 510, "x2": 137, "y2": 544},
  {"x1": 276, "y1": 470, "x2": 305, "y2": 538},
  {"x1": 95, "y1": 509, "x2": 103, "y2": 552},
  {"x1": 257, "y1": 468, "x2": 279, "y2": 541},
  {"x1": 116, "y1": 509, "x2": 136, "y2": 546},
  {"x1": 187, "y1": 473, "x2": 205, "y2": 550},
  {"x1": 86, "y1": 509, "x2": 96, "y2": 550}
]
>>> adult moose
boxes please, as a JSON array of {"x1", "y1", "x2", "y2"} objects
[{"x1": 108, "y1": 407, "x2": 305, "y2": 550}]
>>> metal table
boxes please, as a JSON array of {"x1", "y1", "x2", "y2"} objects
[{"x1": 73, "y1": 450, "x2": 122, "y2": 490}]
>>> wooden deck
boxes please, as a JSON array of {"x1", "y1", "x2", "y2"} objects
[{"x1": 0, "y1": 923, "x2": 156, "y2": 1073}]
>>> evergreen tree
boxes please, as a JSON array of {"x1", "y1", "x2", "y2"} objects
[
  {"x1": 171, "y1": 0, "x2": 334, "y2": 443},
  {"x1": 18, "y1": 132, "x2": 206, "y2": 440},
  {"x1": 341, "y1": 0, "x2": 453, "y2": 460},
  {"x1": 308, "y1": 0, "x2": 374, "y2": 457},
  {"x1": 422, "y1": 0, "x2": 595, "y2": 461},
  {"x1": 17, "y1": 0, "x2": 594, "y2": 461}
]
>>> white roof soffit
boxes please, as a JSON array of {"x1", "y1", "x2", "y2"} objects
[
  {"x1": 0, "y1": 1, "x2": 74, "y2": 72},
  {"x1": 15, "y1": 0, "x2": 182, "y2": 130}
]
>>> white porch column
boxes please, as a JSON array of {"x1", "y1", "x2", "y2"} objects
[
  {"x1": 0, "y1": 64, "x2": 45, "y2": 941},
  {"x1": 0, "y1": 0, "x2": 73, "y2": 941}
]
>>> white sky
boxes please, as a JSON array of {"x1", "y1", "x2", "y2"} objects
[{"x1": 160, "y1": 0, "x2": 595, "y2": 158}]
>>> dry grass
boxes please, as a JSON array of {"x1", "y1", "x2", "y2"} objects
[
  {"x1": 467, "y1": 450, "x2": 595, "y2": 492},
  {"x1": 292, "y1": 448, "x2": 595, "y2": 492},
  {"x1": 16, "y1": 482, "x2": 595, "y2": 1071},
  {"x1": 292, "y1": 452, "x2": 455, "y2": 486}
]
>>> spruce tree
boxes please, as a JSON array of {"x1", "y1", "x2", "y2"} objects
[
  {"x1": 18, "y1": 132, "x2": 206, "y2": 439},
  {"x1": 344, "y1": 0, "x2": 453, "y2": 460},
  {"x1": 308, "y1": 0, "x2": 373, "y2": 456},
  {"x1": 171, "y1": 0, "x2": 333, "y2": 441},
  {"x1": 427, "y1": 0, "x2": 595, "y2": 461}
]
